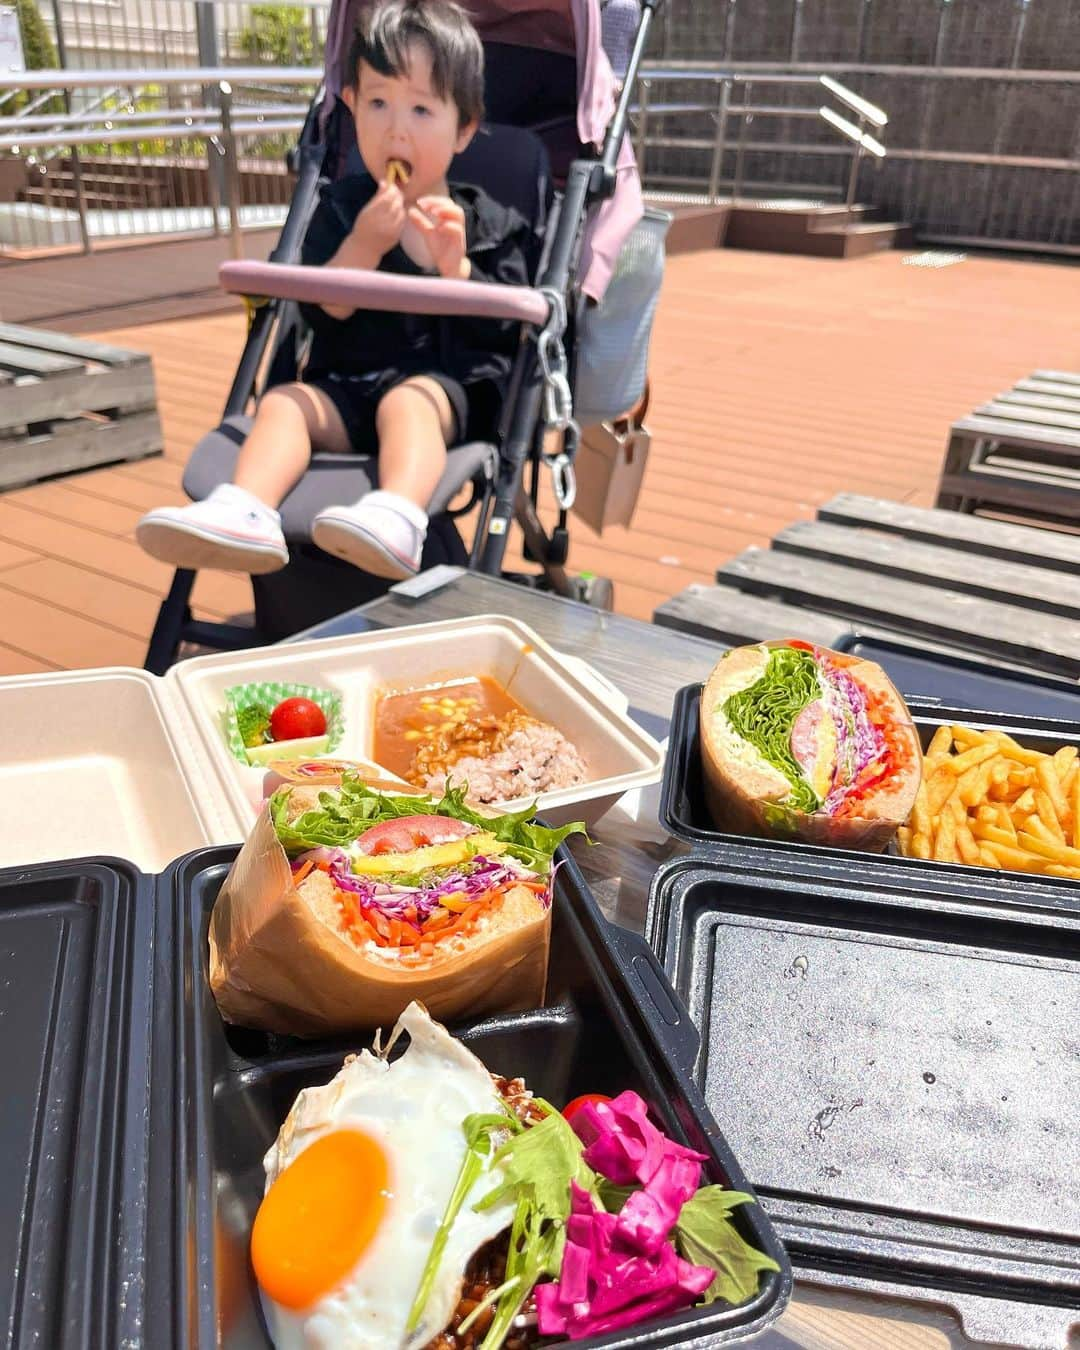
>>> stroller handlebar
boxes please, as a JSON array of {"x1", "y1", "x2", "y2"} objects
[{"x1": 219, "y1": 261, "x2": 551, "y2": 327}]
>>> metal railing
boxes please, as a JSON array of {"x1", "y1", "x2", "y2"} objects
[
  {"x1": 633, "y1": 60, "x2": 1080, "y2": 253},
  {"x1": 0, "y1": 66, "x2": 318, "y2": 255},
  {"x1": 631, "y1": 70, "x2": 887, "y2": 208}
]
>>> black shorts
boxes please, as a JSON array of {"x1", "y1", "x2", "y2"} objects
[{"x1": 307, "y1": 371, "x2": 500, "y2": 451}]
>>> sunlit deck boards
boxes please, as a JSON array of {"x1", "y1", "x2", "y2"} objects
[{"x1": 0, "y1": 241, "x2": 1077, "y2": 674}]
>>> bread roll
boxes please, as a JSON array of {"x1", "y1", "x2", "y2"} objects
[{"x1": 699, "y1": 639, "x2": 921, "y2": 851}]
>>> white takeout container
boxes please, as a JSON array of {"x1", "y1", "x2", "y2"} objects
[{"x1": 0, "y1": 615, "x2": 664, "y2": 869}]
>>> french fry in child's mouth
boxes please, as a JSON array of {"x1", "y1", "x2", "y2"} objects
[{"x1": 387, "y1": 158, "x2": 410, "y2": 186}]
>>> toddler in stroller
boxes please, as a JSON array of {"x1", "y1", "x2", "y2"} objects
[{"x1": 137, "y1": 0, "x2": 534, "y2": 582}]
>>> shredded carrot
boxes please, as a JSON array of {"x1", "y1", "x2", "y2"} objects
[{"x1": 291, "y1": 858, "x2": 316, "y2": 886}]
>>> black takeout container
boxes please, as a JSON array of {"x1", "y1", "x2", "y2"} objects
[
  {"x1": 146, "y1": 845, "x2": 792, "y2": 1349},
  {"x1": 0, "y1": 858, "x2": 158, "y2": 1350},
  {"x1": 831, "y1": 633, "x2": 1080, "y2": 719},
  {"x1": 645, "y1": 851, "x2": 1080, "y2": 1350},
  {"x1": 662, "y1": 682, "x2": 1080, "y2": 899}
]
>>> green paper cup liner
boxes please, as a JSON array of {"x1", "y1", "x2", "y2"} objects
[{"x1": 223, "y1": 682, "x2": 344, "y2": 765}]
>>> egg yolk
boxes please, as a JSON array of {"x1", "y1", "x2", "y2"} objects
[{"x1": 251, "y1": 1128, "x2": 390, "y2": 1310}]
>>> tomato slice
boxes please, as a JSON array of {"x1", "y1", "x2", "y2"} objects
[
  {"x1": 562, "y1": 1093, "x2": 612, "y2": 1123},
  {"x1": 354, "y1": 815, "x2": 476, "y2": 856},
  {"x1": 269, "y1": 697, "x2": 327, "y2": 742}
]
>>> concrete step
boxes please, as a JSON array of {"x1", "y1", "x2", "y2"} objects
[
  {"x1": 813, "y1": 221, "x2": 916, "y2": 258},
  {"x1": 724, "y1": 200, "x2": 912, "y2": 258}
]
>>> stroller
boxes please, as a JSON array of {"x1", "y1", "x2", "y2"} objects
[{"x1": 143, "y1": 0, "x2": 666, "y2": 674}]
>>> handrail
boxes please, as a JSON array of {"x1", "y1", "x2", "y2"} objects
[
  {"x1": 818, "y1": 106, "x2": 885, "y2": 158},
  {"x1": 641, "y1": 60, "x2": 1080, "y2": 84},
  {"x1": 0, "y1": 120, "x2": 304, "y2": 151},
  {"x1": 0, "y1": 66, "x2": 320, "y2": 93},
  {"x1": 0, "y1": 104, "x2": 306, "y2": 134},
  {"x1": 630, "y1": 65, "x2": 890, "y2": 204},
  {"x1": 819, "y1": 75, "x2": 886, "y2": 129}
]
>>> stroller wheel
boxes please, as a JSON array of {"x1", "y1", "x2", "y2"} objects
[{"x1": 573, "y1": 573, "x2": 614, "y2": 611}]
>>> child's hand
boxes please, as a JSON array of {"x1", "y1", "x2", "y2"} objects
[
  {"x1": 408, "y1": 196, "x2": 469, "y2": 280},
  {"x1": 352, "y1": 179, "x2": 406, "y2": 260}
]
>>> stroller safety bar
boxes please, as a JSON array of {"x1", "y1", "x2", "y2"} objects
[{"x1": 218, "y1": 261, "x2": 551, "y2": 327}]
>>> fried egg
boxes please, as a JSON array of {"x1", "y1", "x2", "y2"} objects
[{"x1": 253, "y1": 1003, "x2": 515, "y2": 1349}]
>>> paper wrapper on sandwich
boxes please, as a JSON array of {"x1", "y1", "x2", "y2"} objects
[
  {"x1": 208, "y1": 787, "x2": 550, "y2": 1037},
  {"x1": 699, "y1": 638, "x2": 922, "y2": 852}
]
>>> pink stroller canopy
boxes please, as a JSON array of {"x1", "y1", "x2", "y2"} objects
[{"x1": 320, "y1": 0, "x2": 642, "y2": 299}]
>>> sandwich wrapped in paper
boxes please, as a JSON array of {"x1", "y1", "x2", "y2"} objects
[
  {"x1": 208, "y1": 776, "x2": 585, "y2": 1036},
  {"x1": 700, "y1": 639, "x2": 922, "y2": 850}
]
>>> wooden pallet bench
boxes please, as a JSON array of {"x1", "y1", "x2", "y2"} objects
[
  {"x1": 654, "y1": 493, "x2": 1080, "y2": 680},
  {"x1": 936, "y1": 370, "x2": 1080, "y2": 527},
  {"x1": 0, "y1": 323, "x2": 163, "y2": 491}
]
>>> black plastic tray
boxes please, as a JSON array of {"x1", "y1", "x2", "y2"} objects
[
  {"x1": 0, "y1": 857, "x2": 157, "y2": 1350},
  {"x1": 661, "y1": 682, "x2": 1080, "y2": 901},
  {"x1": 156, "y1": 845, "x2": 792, "y2": 1349},
  {"x1": 832, "y1": 633, "x2": 1080, "y2": 719},
  {"x1": 645, "y1": 851, "x2": 1080, "y2": 1350}
]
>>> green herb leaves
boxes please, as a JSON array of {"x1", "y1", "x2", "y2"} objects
[
  {"x1": 722, "y1": 647, "x2": 823, "y2": 813},
  {"x1": 673, "y1": 1187, "x2": 780, "y2": 1306},
  {"x1": 272, "y1": 776, "x2": 585, "y2": 875}
]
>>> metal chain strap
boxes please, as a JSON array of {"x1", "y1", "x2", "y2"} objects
[{"x1": 536, "y1": 287, "x2": 578, "y2": 510}]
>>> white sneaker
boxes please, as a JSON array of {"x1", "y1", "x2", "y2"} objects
[
  {"x1": 136, "y1": 484, "x2": 289, "y2": 574},
  {"x1": 312, "y1": 490, "x2": 427, "y2": 580}
]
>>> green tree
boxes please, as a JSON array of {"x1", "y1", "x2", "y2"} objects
[
  {"x1": 12, "y1": 0, "x2": 61, "y2": 114},
  {"x1": 16, "y1": 0, "x2": 57, "y2": 70},
  {"x1": 237, "y1": 4, "x2": 315, "y2": 65}
]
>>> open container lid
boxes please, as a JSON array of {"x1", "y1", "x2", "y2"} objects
[
  {"x1": 645, "y1": 848, "x2": 1080, "y2": 1349},
  {"x1": 0, "y1": 668, "x2": 247, "y2": 872},
  {"x1": 831, "y1": 633, "x2": 1080, "y2": 719},
  {"x1": 0, "y1": 856, "x2": 157, "y2": 1349}
]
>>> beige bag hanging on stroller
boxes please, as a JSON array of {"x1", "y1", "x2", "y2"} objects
[{"x1": 573, "y1": 388, "x2": 651, "y2": 533}]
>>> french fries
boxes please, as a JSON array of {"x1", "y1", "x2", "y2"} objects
[
  {"x1": 898, "y1": 723, "x2": 1080, "y2": 880},
  {"x1": 386, "y1": 158, "x2": 410, "y2": 187}
]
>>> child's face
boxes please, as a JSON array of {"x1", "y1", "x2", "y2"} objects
[{"x1": 346, "y1": 43, "x2": 476, "y2": 198}]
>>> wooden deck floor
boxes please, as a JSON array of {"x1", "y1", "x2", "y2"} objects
[{"x1": 0, "y1": 243, "x2": 1078, "y2": 675}]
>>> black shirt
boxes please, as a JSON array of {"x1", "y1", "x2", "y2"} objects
[{"x1": 299, "y1": 175, "x2": 536, "y2": 397}]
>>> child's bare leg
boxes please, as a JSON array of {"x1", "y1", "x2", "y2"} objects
[
  {"x1": 135, "y1": 383, "x2": 348, "y2": 574},
  {"x1": 311, "y1": 377, "x2": 454, "y2": 581},
  {"x1": 234, "y1": 383, "x2": 350, "y2": 506},
  {"x1": 373, "y1": 376, "x2": 453, "y2": 506}
]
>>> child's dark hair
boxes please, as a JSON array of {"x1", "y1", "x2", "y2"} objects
[{"x1": 347, "y1": 0, "x2": 485, "y2": 127}]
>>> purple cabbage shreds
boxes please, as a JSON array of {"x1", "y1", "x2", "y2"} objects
[
  {"x1": 819, "y1": 664, "x2": 886, "y2": 814},
  {"x1": 321, "y1": 855, "x2": 544, "y2": 922}
]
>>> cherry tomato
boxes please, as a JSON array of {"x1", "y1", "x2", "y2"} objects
[
  {"x1": 354, "y1": 815, "x2": 476, "y2": 856},
  {"x1": 562, "y1": 1093, "x2": 612, "y2": 1123},
  {"x1": 269, "y1": 697, "x2": 327, "y2": 742}
]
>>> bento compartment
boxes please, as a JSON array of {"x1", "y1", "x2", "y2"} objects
[
  {"x1": 0, "y1": 668, "x2": 224, "y2": 870},
  {"x1": 645, "y1": 856, "x2": 1080, "y2": 1348},
  {"x1": 165, "y1": 616, "x2": 663, "y2": 832},
  {"x1": 662, "y1": 682, "x2": 1080, "y2": 887},
  {"x1": 167, "y1": 848, "x2": 790, "y2": 1349},
  {"x1": 0, "y1": 858, "x2": 152, "y2": 1349}
]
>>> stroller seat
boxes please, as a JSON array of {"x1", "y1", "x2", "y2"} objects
[{"x1": 183, "y1": 415, "x2": 497, "y2": 545}]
